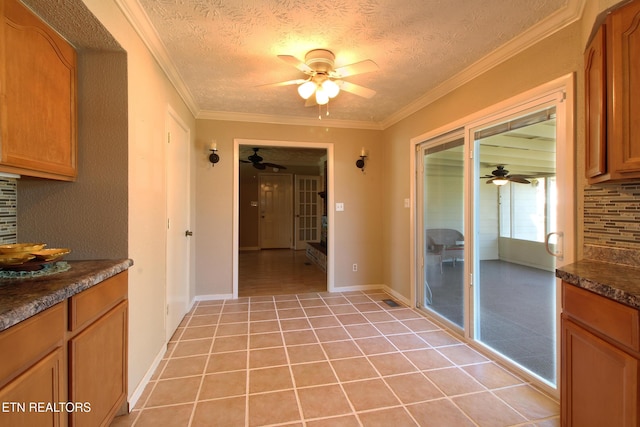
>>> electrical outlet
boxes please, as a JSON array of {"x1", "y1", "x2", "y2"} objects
[{"x1": 352, "y1": 264, "x2": 358, "y2": 272}]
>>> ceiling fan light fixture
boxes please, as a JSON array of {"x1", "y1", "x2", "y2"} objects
[
  {"x1": 297, "y1": 81, "x2": 316, "y2": 99},
  {"x1": 492, "y1": 178, "x2": 509, "y2": 186},
  {"x1": 322, "y1": 79, "x2": 340, "y2": 98},
  {"x1": 315, "y1": 87, "x2": 329, "y2": 105}
]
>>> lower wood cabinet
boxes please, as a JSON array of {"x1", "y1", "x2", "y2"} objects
[
  {"x1": 68, "y1": 300, "x2": 127, "y2": 427},
  {"x1": 0, "y1": 271, "x2": 128, "y2": 427},
  {"x1": 0, "y1": 303, "x2": 65, "y2": 427},
  {"x1": 561, "y1": 282, "x2": 640, "y2": 426},
  {"x1": 0, "y1": 348, "x2": 65, "y2": 427}
]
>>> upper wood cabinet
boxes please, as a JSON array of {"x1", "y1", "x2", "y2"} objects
[
  {"x1": 585, "y1": 24, "x2": 607, "y2": 181},
  {"x1": 585, "y1": 0, "x2": 640, "y2": 183},
  {"x1": 0, "y1": 0, "x2": 77, "y2": 181}
]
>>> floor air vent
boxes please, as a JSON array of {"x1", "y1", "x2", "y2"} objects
[{"x1": 382, "y1": 299, "x2": 400, "y2": 307}]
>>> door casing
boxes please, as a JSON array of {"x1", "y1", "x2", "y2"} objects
[{"x1": 232, "y1": 139, "x2": 335, "y2": 298}]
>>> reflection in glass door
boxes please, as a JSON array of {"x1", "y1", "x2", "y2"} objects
[
  {"x1": 473, "y1": 106, "x2": 558, "y2": 385},
  {"x1": 418, "y1": 131, "x2": 465, "y2": 328}
]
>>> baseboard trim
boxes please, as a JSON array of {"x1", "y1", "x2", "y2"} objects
[
  {"x1": 128, "y1": 343, "x2": 166, "y2": 411},
  {"x1": 330, "y1": 284, "x2": 385, "y2": 293},
  {"x1": 195, "y1": 293, "x2": 235, "y2": 301}
]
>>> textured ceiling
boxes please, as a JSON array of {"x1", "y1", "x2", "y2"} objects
[{"x1": 126, "y1": 0, "x2": 579, "y2": 127}]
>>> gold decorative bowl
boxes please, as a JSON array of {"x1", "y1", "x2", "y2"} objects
[
  {"x1": 31, "y1": 248, "x2": 71, "y2": 262},
  {"x1": 0, "y1": 252, "x2": 35, "y2": 266},
  {"x1": 0, "y1": 243, "x2": 46, "y2": 254}
]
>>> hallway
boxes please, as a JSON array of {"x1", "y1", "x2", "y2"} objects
[{"x1": 239, "y1": 249, "x2": 327, "y2": 297}]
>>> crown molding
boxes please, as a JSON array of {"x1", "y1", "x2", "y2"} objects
[
  {"x1": 115, "y1": 0, "x2": 200, "y2": 116},
  {"x1": 380, "y1": 0, "x2": 586, "y2": 129},
  {"x1": 197, "y1": 110, "x2": 383, "y2": 130}
]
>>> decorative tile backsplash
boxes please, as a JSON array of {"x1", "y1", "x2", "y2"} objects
[
  {"x1": 584, "y1": 183, "x2": 640, "y2": 250},
  {"x1": 0, "y1": 178, "x2": 17, "y2": 244}
]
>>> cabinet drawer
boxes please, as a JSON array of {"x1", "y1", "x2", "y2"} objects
[
  {"x1": 69, "y1": 272, "x2": 127, "y2": 332},
  {"x1": 0, "y1": 303, "x2": 64, "y2": 386},
  {"x1": 563, "y1": 283, "x2": 640, "y2": 352}
]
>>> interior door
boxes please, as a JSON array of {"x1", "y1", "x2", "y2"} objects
[
  {"x1": 165, "y1": 110, "x2": 190, "y2": 341},
  {"x1": 259, "y1": 173, "x2": 293, "y2": 249},
  {"x1": 294, "y1": 175, "x2": 321, "y2": 250}
]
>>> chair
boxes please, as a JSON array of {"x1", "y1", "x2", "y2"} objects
[
  {"x1": 426, "y1": 229, "x2": 464, "y2": 271},
  {"x1": 425, "y1": 235, "x2": 444, "y2": 274}
]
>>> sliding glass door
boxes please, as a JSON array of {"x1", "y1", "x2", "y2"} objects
[
  {"x1": 473, "y1": 106, "x2": 558, "y2": 385},
  {"x1": 415, "y1": 83, "x2": 573, "y2": 392},
  {"x1": 417, "y1": 131, "x2": 465, "y2": 329}
]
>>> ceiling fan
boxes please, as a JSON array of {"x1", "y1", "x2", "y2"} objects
[
  {"x1": 481, "y1": 165, "x2": 531, "y2": 185},
  {"x1": 265, "y1": 49, "x2": 378, "y2": 106},
  {"x1": 240, "y1": 148, "x2": 287, "y2": 170}
]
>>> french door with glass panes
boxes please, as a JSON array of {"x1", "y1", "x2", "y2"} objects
[
  {"x1": 294, "y1": 175, "x2": 322, "y2": 250},
  {"x1": 416, "y1": 84, "x2": 574, "y2": 393}
]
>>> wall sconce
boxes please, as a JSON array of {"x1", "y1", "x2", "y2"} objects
[
  {"x1": 355, "y1": 147, "x2": 367, "y2": 172},
  {"x1": 209, "y1": 141, "x2": 220, "y2": 166}
]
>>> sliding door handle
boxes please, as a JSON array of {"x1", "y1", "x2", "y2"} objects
[{"x1": 545, "y1": 231, "x2": 564, "y2": 261}]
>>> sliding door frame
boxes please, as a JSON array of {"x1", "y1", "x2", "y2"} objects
[{"x1": 409, "y1": 74, "x2": 575, "y2": 396}]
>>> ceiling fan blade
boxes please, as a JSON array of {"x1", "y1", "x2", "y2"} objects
[
  {"x1": 263, "y1": 162, "x2": 287, "y2": 170},
  {"x1": 253, "y1": 163, "x2": 266, "y2": 170},
  {"x1": 239, "y1": 160, "x2": 252, "y2": 163},
  {"x1": 508, "y1": 176, "x2": 531, "y2": 184},
  {"x1": 336, "y1": 80, "x2": 376, "y2": 99},
  {"x1": 258, "y1": 79, "x2": 307, "y2": 88},
  {"x1": 332, "y1": 59, "x2": 378, "y2": 78},
  {"x1": 277, "y1": 55, "x2": 313, "y2": 73}
]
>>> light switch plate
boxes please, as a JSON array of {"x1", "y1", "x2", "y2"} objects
[
  {"x1": 404, "y1": 198, "x2": 410, "y2": 208},
  {"x1": 336, "y1": 202, "x2": 344, "y2": 211}
]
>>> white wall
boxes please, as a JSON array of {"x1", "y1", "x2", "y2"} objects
[{"x1": 79, "y1": 0, "x2": 197, "y2": 404}]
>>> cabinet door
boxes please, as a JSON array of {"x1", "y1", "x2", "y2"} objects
[
  {"x1": 0, "y1": 347, "x2": 64, "y2": 427},
  {"x1": 585, "y1": 24, "x2": 608, "y2": 181},
  {"x1": 1, "y1": 0, "x2": 77, "y2": 180},
  {"x1": 562, "y1": 317, "x2": 639, "y2": 427},
  {"x1": 68, "y1": 300, "x2": 127, "y2": 427},
  {"x1": 610, "y1": 0, "x2": 640, "y2": 178}
]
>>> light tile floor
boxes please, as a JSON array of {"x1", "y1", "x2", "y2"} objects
[{"x1": 111, "y1": 290, "x2": 559, "y2": 427}]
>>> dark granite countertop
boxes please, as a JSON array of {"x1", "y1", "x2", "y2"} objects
[
  {"x1": 0, "y1": 259, "x2": 133, "y2": 332},
  {"x1": 556, "y1": 260, "x2": 640, "y2": 310}
]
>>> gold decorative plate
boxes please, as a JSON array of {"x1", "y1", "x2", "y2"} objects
[
  {"x1": 31, "y1": 248, "x2": 71, "y2": 262},
  {"x1": 0, "y1": 243, "x2": 46, "y2": 254}
]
